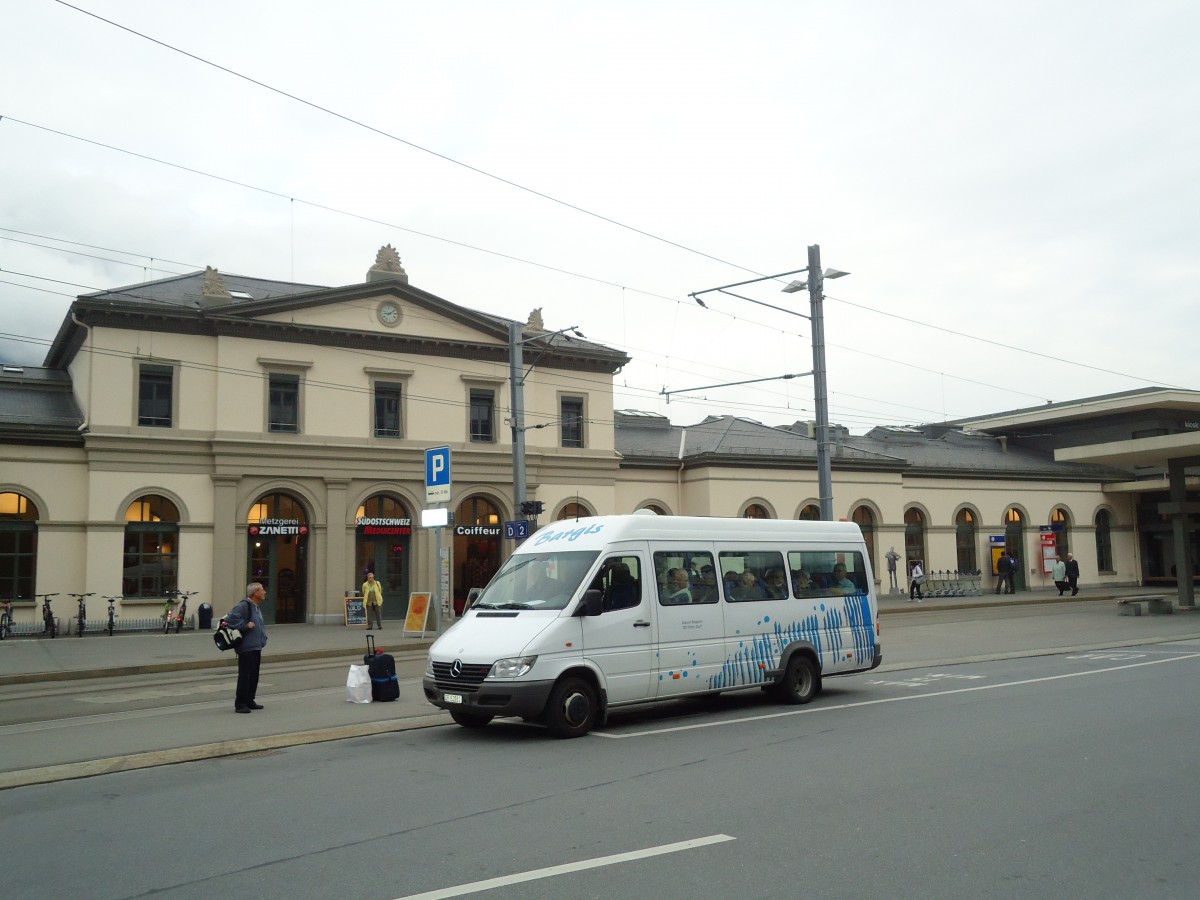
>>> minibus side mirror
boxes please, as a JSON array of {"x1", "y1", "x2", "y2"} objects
[{"x1": 580, "y1": 589, "x2": 603, "y2": 617}]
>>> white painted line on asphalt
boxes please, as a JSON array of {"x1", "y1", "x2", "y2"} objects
[
  {"x1": 392, "y1": 834, "x2": 736, "y2": 900},
  {"x1": 594, "y1": 652, "x2": 1200, "y2": 738}
]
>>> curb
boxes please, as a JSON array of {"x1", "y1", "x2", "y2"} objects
[{"x1": 0, "y1": 712, "x2": 453, "y2": 791}]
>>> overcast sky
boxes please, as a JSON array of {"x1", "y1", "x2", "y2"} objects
[{"x1": 2, "y1": 0, "x2": 1197, "y2": 432}]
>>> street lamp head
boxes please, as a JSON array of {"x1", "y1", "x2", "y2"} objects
[
  {"x1": 823, "y1": 268, "x2": 850, "y2": 280},
  {"x1": 781, "y1": 280, "x2": 808, "y2": 294}
]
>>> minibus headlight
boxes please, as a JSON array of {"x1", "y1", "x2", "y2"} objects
[
  {"x1": 424, "y1": 656, "x2": 434, "y2": 677},
  {"x1": 490, "y1": 656, "x2": 537, "y2": 679}
]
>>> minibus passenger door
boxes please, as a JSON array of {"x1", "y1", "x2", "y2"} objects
[{"x1": 580, "y1": 553, "x2": 654, "y2": 704}]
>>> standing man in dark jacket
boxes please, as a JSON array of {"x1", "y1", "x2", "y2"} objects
[
  {"x1": 1065, "y1": 553, "x2": 1081, "y2": 596},
  {"x1": 225, "y1": 582, "x2": 268, "y2": 713},
  {"x1": 994, "y1": 551, "x2": 1010, "y2": 594}
]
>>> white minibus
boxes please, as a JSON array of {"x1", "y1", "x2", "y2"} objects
[{"x1": 422, "y1": 513, "x2": 881, "y2": 737}]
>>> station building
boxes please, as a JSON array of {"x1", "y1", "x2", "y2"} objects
[{"x1": 2, "y1": 247, "x2": 1198, "y2": 625}]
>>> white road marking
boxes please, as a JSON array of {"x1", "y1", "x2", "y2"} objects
[
  {"x1": 593, "y1": 652, "x2": 1200, "y2": 738},
  {"x1": 393, "y1": 834, "x2": 736, "y2": 900}
]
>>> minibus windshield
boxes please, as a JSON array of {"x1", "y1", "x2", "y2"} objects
[{"x1": 472, "y1": 550, "x2": 599, "y2": 611}]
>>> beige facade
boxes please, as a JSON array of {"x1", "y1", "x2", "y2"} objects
[{"x1": 2, "y1": 254, "x2": 1188, "y2": 628}]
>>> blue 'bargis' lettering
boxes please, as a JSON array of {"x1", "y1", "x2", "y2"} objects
[{"x1": 532, "y1": 523, "x2": 605, "y2": 545}]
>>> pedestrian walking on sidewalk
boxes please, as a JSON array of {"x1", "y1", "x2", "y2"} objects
[
  {"x1": 225, "y1": 582, "x2": 268, "y2": 713},
  {"x1": 1065, "y1": 553, "x2": 1081, "y2": 596},
  {"x1": 909, "y1": 561, "x2": 924, "y2": 602},
  {"x1": 995, "y1": 551, "x2": 1011, "y2": 594},
  {"x1": 362, "y1": 572, "x2": 384, "y2": 630},
  {"x1": 1052, "y1": 555, "x2": 1068, "y2": 595}
]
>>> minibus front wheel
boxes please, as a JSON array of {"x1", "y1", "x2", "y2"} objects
[
  {"x1": 545, "y1": 676, "x2": 598, "y2": 738},
  {"x1": 450, "y1": 711, "x2": 493, "y2": 729},
  {"x1": 772, "y1": 653, "x2": 820, "y2": 705}
]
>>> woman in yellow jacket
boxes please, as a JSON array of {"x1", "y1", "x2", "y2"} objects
[{"x1": 362, "y1": 572, "x2": 384, "y2": 629}]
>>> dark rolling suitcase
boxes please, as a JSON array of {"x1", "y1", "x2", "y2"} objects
[{"x1": 364, "y1": 635, "x2": 399, "y2": 702}]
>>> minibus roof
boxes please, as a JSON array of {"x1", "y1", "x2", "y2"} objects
[{"x1": 518, "y1": 514, "x2": 865, "y2": 553}]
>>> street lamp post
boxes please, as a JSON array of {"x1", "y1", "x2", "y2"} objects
[
  {"x1": 687, "y1": 244, "x2": 848, "y2": 521},
  {"x1": 508, "y1": 321, "x2": 585, "y2": 539}
]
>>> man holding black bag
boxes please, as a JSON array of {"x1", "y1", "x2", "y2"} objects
[{"x1": 225, "y1": 582, "x2": 268, "y2": 714}]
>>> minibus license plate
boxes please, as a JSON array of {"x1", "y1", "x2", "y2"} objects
[{"x1": 443, "y1": 692, "x2": 463, "y2": 704}]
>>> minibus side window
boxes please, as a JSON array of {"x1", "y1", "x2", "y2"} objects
[
  {"x1": 653, "y1": 550, "x2": 718, "y2": 605},
  {"x1": 718, "y1": 550, "x2": 787, "y2": 601},
  {"x1": 587, "y1": 555, "x2": 642, "y2": 611},
  {"x1": 788, "y1": 550, "x2": 867, "y2": 596}
]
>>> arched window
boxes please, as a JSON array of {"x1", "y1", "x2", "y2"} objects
[
  {"x1": 904, "y1": 508, "x2": 926, "y2": 570},
  {"x1": 558, "y1": 501, "x2": 593, "y2": 521},
  {"x1": 1095, "y1": 509, "x2": 1113, "y2": 571},
  {"x1": 123, "y1": 494, "x2": 179, "y2": 598},
  {"x1": 743, "y1": 503, "x2": 771, "y2": 519},
  {"x1": 1004, "y1": 507, "x2": 1026, "y2": 591},
  {"x1": 798, "y1": 504, "x2": 820, "y2": 521},
  {"x1": 640, "y1": 504, "x2": 668, "y2": 516},
  {"x1": 852, "y1": 506, "x2": 876, "y2": 572},
  {"x1": 1051, "y1": 507, "x2": 1070, "y2": 557},
  {"x1": 0, "y1": 491, "x2": 39, "y2": 600},
  {"x1": 955, "y1": 508, "x2": 977, "y2": 573}
]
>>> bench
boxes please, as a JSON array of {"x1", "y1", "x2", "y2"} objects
[{"x1": 1117, "y1": 595, "x2": 1173, "y2": 616}]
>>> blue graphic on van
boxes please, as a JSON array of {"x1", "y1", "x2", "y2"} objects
[
  {"x1": 533, "y1": 523, "x2": 605, "y2": 546},
  {"x1": 707, "y1": 593, "x2": 875, "y2": 689}
]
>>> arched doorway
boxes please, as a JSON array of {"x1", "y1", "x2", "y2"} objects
[
  {"x1": 454, "y1": 495, "x2": 502, "y2": 615},
  {"x1": 904, "y1": 508, "x2": 927, "y2": 572},
  {"x1": 851, "y1": 505, "x2": 876, "y2": 572},
  {"x1": 355, "y1": 494, "x2": 412, "y2": 622},
  {"x1": 956, "y1": 508, "x2": 978, "y2": 573},
  {"x1": 0, "y1": 491, "x2": 38, "y2": 601},
  {"x1": 247, "y1": 491, "x2": 309, "y2": 624},
  {"x1": 1051, "y1": 507, "x2": 1070, "y2": 557},
  {"x1": 558, "y1": 501, "x2": 593, "y2": 520},
  {"x1": 122, "y1": 494, "x2": 179, "y2": 598},
  {"x1": 1004, "y1": 507, "x2": 1026, "y2": 592}
]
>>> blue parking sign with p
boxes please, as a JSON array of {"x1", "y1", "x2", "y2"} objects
[{"x1": 425, "y1": 446, "x2": 451, "y2": 502}]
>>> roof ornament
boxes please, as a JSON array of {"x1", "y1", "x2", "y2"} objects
[
  {"x1": 200, "y1": 266, "x2": 233, "y2": 308},
  {"x1": 525, "y1": 308, "x2": 545, "y2": 332},
  {"x1": 367, "y1": 244, "x2": 409, "y2": 284}
]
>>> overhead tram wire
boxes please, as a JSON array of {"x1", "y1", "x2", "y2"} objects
[
  {"x1": 824, "y1": 293, "x2": 1184, "y2": 391},
  {"x1": 50, "y1": 0, "x2": 769, "y2": 282},
  {"x1": 0, "y1": 116, "x2": 696, "y2": 310},
  {"x1": 3, "y1": 117, "x2": 1168, "y2": 400}
]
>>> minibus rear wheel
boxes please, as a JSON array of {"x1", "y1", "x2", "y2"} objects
[
  {"x1": 545, "y1": 677, "x2": 597, "y2": 738},
  {"x1": 772, "y1": 654, "x2": 820, "y2": 704},
  {"x1": 450, "y1": 711, "x2": 493, "y2": 729}
]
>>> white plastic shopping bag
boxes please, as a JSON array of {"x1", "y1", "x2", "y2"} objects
[{"x1": 345, "y1": 664, "x2": 372, "y2": 703}]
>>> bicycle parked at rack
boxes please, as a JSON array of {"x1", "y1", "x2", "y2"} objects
[
  {"x1": 0, "y1": 597, "x2": 15, "y2": 640},
  {"x1": 69, "y1": 592, "x2": 95, "y2": 637},
  {"x1": 161, "y1": 596, "x2": 177, "y2": 634},
  {"x1": 167, "y1": 590, "x2": 198, "y2": 634},
  {"x1": 37, "y1": 592, "x2": 60, "y2": 637},
  {"x1": 102, "y1": 595, "x2": 120, "y2": 636}
]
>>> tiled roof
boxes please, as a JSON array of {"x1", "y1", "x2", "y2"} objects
[{"x1": 0, "y1": 366, "x2": 84, "y2": 441}]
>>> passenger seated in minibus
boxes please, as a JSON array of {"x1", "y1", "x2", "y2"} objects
[
  {"x1": 691, "y1": 566, "x2": 719, "y2": 603},
  {"x1": 763, "y1": 568, "x2": 789, "y2": 599},
  {"x1": 792, "y1": 569, "x2": 816, "y2": 596},
  {"x1": 660, "y1": 568, "x2": 692, "y2": 604},
  {"x1": 729, "y1": 570, "x2": 766, "y2": 601},
  {"x1": 604, "y1": 562, "x2": 639, "y2": 610},
  {"x1": 827, "y1": 563, "x2": 858, "y2": 595}
]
